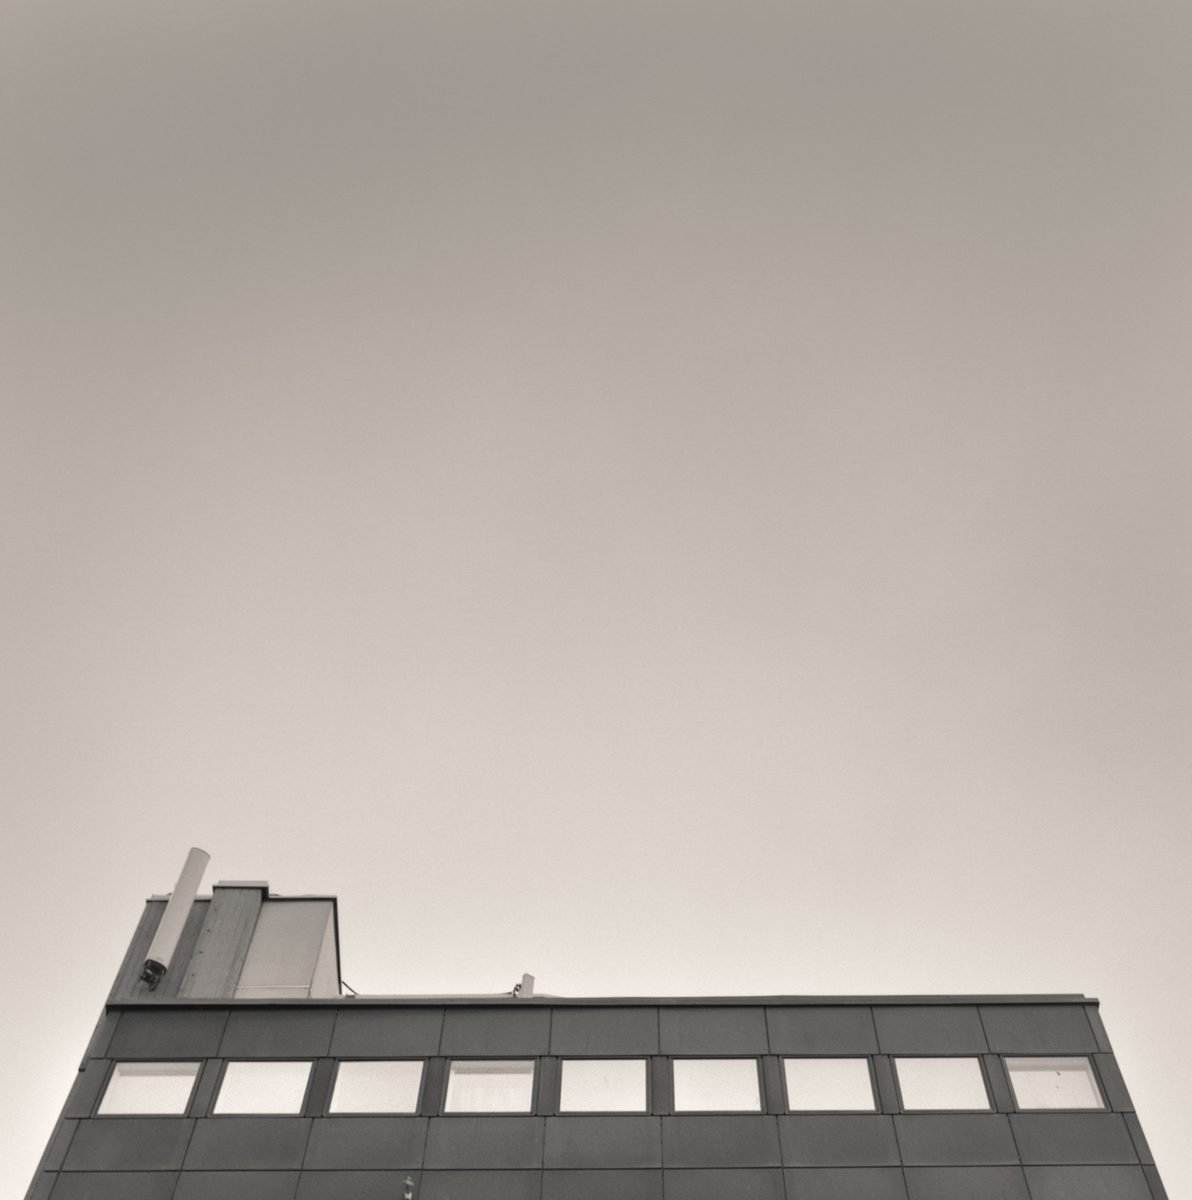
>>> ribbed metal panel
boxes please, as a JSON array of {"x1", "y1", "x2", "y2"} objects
[{"x1": 179, "y1": 887, "x2": 264, "y2": 999}]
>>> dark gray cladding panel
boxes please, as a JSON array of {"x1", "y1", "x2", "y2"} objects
[
  {"x1": 303, "y1": 1116, "x2": 427, "y2": 1169},
  {"x1": 659, "y1": 1007, "x2": 768, "y2": 1054},
  {"x1": 1094, "y1": 1052, "x2": 1134, "y2": 1110},
  {"x1": 1010, "y1": 1113, "x2": 1138, "y2": 1164},
  {"x1": 63, "y1": 1063, "x2": 107, "y2": 1119},
  {"x1": 424, "y1": 1117, "x2": 546, "y2": 1169},
  {"x1": 544, "y1": 1116, "x2": 662, "y2": 1168},
  {"x1": 421, "y1": 1059, "x2": 447, "y2": 1116},
  {"x1": 872, "y1": 1056, "x2": 899, "y2": 1113},
  {"x1": 766, "y1": 1007, "x2": 878, "y2": 1055},
  {"x1": 50, "y1": 1173, "x2": 178, "y2": 1200},
  {"x1": 305, "y1": 1057, "x2": 335, "y2": 1117},
  {"x1": 661, "y1": 1116, "x2": 781, "y2": 1167},
  {"x1": 190, "y1": 1060, "x2": 222, "y2": 1117},
  {"x1": 83, "y1": 1012, "x2": 119, "y2": 1061},
  {"x1": 108, "y1": 1009, "x2": 228, "y2": 1059},
  {"x1": 978, "y1": 1005, "x2": 1097, "y2": 1053},
  {"x1": 1022, "y1": 1165, "x2": 1153, "y2": 1200},
  {"x1": 778, "y1": 1115, "x2": 899, "y2": 1167},
  {"x1": 983, "y1": 1055, "x2": 1015, "y2": 1112},
  {"x1": 173, "y1": 1173, "x2": 299, "y2": 1200},
  {"x1": 25, "y1": 1173, "x2": 55, "y2": 1200},
  {"x1": 536, "y1": 1057, "x2": 560, "y2": 1115},
  {"x1": 761, "y1": 1056, "x2": 785, "y2": 1112},
  {"x1": 62, "y1": 1118, "x2": 193, "y2": 1171},
  {"x1": 420, "y1": 1171, "x2": 542, "y2": 1200},
  {"x1": 893, "y1": 1115, "x2": 1018, "y2": 1165},
  {"x1": 542, "y1": 1170, "x2": 663, "y2": 1200},
  {"x1": 219, "y1": 1008, "x2": 335, "y2": 1056},
  {"x1": 298, "y1": 1172, "x2": 421, "y2": 1200},
  {"x1": 665, "y1": 1168, "x2": 785, "y2": 1200},
  {"x1": 651, "y1": 1057, "x2": 674, "y2": 1113},
  {"x1": 440, "y1": 1008, "x2": 551, "y2": 1055},
  {"x1": 329, "y1": 1007, "x2": 444, "y2": 1056},
  {"x1": 1125, "y1": 1113, "x2": 1155, "y2": 1165},
  {"x1": 1086, "y1": 1006, "x2": 1113, "y2": 1052},
  {"x1": 41, "y1": 1121, "x2": 78, "y2": 1171},
  {"x1": 550, "y1": 1007, "x2": 660, "y2": 1055},
  {"x1": 784, "y1": 1167, "x2": 909, "y2": 1200},
  {"x1": 182, "y1": 1117, "x2": 311, "y2": 1169},
  {"x1": 903, "y1": 1167, "x2": 1030, "y2": 1200},
  {"x1": 873, "y1": 1006, "x2": 988, "y2": 1054},
  {"x1": 1145, "y1": 1164, "x2": 1170, "y2": 1200}
]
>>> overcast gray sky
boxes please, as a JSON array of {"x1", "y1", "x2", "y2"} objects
[{"x1": 3, "y1": 1, "x2": 1190, "y2": 1194}]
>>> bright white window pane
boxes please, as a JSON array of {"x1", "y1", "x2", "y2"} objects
[
  {"x1": 895, "y1": 1058, "x2": 989, "y2": 1110},
  {"x1": 444, "y1": 1061, "x2": 535, "y2": 1112},
  {"x1": 214, "y1": 1061, "x2": 312, "y2": 1114},
  {"x1": 330, "y1": 1061, "x2": 424, "y2": 1113},
  {"x1": 98, "y1": 1062, "x2": 200, "y2": 1114},
  {"x1": 560, "y1": 1060, "x2": 647, "y2": 1112},
  {"x1": 673, "y1": 1059, "x2": 761, "y2": 1112},
  {"x1": 1006, "y1": 1057, "x2": 1104, "y2": 1110},
  {"x1": 784, "y1": 1058, "x2": 875, "y2": 1111}
]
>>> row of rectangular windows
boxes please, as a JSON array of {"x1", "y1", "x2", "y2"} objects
[{"x1": 99, "y1": 1055, "x2": 1104, "y2": 1117}]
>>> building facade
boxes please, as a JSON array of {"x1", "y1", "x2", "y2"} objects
[{"x1": 26, "y1": 870, "x2": 1169, "y2": 1200}]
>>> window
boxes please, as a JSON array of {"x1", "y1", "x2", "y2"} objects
[
  {"x1": 895, "y1": 1058, "x2": 989, "y2": 1110},
  {"x1": 784, "y1": 1058, "x2": 875, "y2": 1111},
  {"x1": 559, "y1": 1059, "x2": 648, "y2": 1112},
  {"x1": 1006, "y1": 1057, "x2": 1104, "y2": 1110},
  {"x1": 672, "y1": 1059, "x2": 761, "y2": 1112},
  {"x1": 98, "y1": 1062, "x2": 201, "y2": 1115},
  {"x1": 444, "y1": 1060, "x2": 535, "y2": 1113},
  {"x1": 213, "y1": 1061, "x2": 312, "y2": 1114},
  {"x1": 330, "y1": 1060, "x2": 424, "y2": 1113}
]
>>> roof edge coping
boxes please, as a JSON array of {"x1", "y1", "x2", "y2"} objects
[{"x1": 106, "y1": 992, "x2": 1097, "y2": 1010}]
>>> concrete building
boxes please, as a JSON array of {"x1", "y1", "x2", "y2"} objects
[{"x1": 26, "y1": 854, "x2": 1169, "y2": 1200}]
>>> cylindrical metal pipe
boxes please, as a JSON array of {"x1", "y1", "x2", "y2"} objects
[{"x1": 141, "y1": 847, "x2": 210, "y2": 988}]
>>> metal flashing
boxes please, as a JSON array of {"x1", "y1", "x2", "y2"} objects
[{"x1": 105, "y1": 993, "x2": 1098, "y2": 1011}]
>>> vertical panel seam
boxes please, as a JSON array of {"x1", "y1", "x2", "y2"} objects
[
  {"x1": 975, "y1": 1005, "x2": 992, "y2": 1055},
  {"x1": 888, "y1": 1108, "x2": 910, "y2": 1200},
  {"x1": 176, "y1": 1114, "x2": 201, "y2": 1179},
  {"x1": 762, "y1": 1006, "x2": 792, "y2": 1200},
  {"x1": 293, "y1": 1116, "x2": 314, "y2": 1196}
]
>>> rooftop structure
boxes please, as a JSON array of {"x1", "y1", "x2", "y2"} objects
[{"x1": 27, "y1": 852, "x2": 1169, "y2": 1200}]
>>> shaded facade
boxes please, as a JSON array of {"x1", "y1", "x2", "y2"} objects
[{"x1": 26, "y1": 877, "x2": 1169, "y2": 1200}]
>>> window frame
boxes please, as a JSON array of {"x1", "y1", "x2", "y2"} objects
[
  {"x1": 325, "y1": 1057, "x2": 427, "y2": 1116},
  {"x1": 442, "y1": 1058, "x2": 538, "y2": 1115},
  {"x1": 211, "y1": 1058, "x2": 315, "y2": 1117},
  {"x1": 1004, "y1": 1055, "x2": 1106, "y2": 1112},
  {"x1": 95, "y1": 1060, "x2": 203, "y2": 1118},
  {"x1": 781, "y1": 1055, "x2": 878, "y2": 1113},
  {"x1": 671, "y1": 1056, "x2": 764, "y2": 1114},
  {"x1": 892, "y1": 1055, "x2": 992, "y2": 1113},
  {"x1": 557, "y1": 1056, "x2": 650, "y2": 1115}
]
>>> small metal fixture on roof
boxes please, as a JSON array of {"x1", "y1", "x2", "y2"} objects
[{"x1": 512, "y1": 973, "x2": 535, "y2": 998}]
